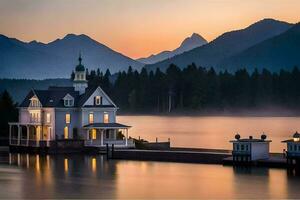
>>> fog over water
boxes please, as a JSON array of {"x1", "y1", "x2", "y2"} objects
[{"x1": 118, "y1": 115, "x2": 300, "y2": 152}]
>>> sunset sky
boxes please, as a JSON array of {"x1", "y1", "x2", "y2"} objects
[{"x1": 0, "y1": 0, "x2": 299, "y2": 59}]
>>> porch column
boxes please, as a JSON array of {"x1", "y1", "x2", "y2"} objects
[
  {"x1": 26, "y1": 125, "x2": 29, "y2": 146},
  {"x1": 100, "y1": 130, "x2": 104, "y2": 146},
  {"x1": 125, "y1": 129, "x2": 128, "y2": 146},
  {"x1": 17, "y1": 125, "x2": 21, "y2": 145},
  {"x1": 9, "y1": 124, "x2": 11, "y2": 145}
]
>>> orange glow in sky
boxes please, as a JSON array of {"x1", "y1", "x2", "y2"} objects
[{"x1": 0, "y1": 0, "x2": 299, "y2": 59}]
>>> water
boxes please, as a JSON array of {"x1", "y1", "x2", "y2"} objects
[
  {"x1": 118, "y1": 115, "x2": 300, "y2": 152},
  {"x1": 1, "y1": 153, "x2": 300, "y2": 199}
]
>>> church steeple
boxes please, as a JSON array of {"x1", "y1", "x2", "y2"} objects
[{"x1": 73, "y1": 54, "x2": 88, "y2": 94}]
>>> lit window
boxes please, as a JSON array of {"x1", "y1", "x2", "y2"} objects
[
  {"x1": 64, "y1": 126, "x2": 69, "y2": 139},
  {"x1": 46, "y1": 113, "x2": 51, "y2": 123},
  {"x1": 92, "y1": 129, "x2": 97, "y2": 139},
  {"x1": 104, "y1": 112, "x2": 109, "y2": 123},
  {"x1": 65, "y1": 114, "x2": 70, "y2": 124},
  {"x1": 89, "y1": 113, "x2": 94, "y2": 123},
  {"x1": 30, "y1": 98, "x2": 40, "y2": 107},
  {"x1": 95, "y1": 96, "x2": 102, "y2": 105}
]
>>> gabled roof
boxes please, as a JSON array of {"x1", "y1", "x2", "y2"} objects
[
  {"x1": 77, "y1": 85, "x2": 117, "y2": 108},
  {"x1": 19, "y1": 85, "x2": 117, "y2": 108}
]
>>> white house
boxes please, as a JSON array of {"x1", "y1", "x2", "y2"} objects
[
  {"x1": 282, "y1": 132, "x2": 300, "y2": 163},
  {"x1": 9, "y1": 55, "x2": 134, "y2": 148},
  {"x1": 230, "y1": 134, "x2": 271, "y2": 162}
]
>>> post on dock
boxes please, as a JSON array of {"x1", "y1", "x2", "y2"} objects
[
  {"x1": 111, "y1": 144, "x2": 114, "y2": 159},
  {"x1": 106, "y1": 143, "x2": 109, "y2": 160}
]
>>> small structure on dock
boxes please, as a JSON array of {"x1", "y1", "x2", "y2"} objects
[
  {"x1": 282, "y1": 132, "x2": 300, "y2": 165},
  {"x1": 230, "y1": 133, "x2": 271, "y2": 162}
]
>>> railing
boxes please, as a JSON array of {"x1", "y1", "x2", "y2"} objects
[{"x1": 85, "y1": 139, "x2": 135, "y2": 147}]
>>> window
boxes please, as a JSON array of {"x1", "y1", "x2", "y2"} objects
[
  {"x1": 104, "y1": 112, "x2": 109, "y2": 123},
  {"x1": 81, "y1": 74, "x2": 84, "y2": 80},
  {"x1": 246, "y1": 145, "x2": 248, "y2": 151},
  {"x1": 236, "y1": 144, "x2": 239, "y2": 151},
  {"x1": 64, "y1": 126, "x2": 69, "y2": 139},
  {"x1": 30, "y1": 112, "x2": 40, "y2": 122},
  {"x1": 241, "y1": 144, "x2": 244, "y2": 151},
  {"x1": 76, "y1": 74, "x2": 80, "y2": 80},
  {"x1": 95, "y1": 96, "x2": 102, "y2": 105},
  {"x1": 64, "y1": 99, "x2": 74, "y2": 107},
  {"x1": 30, "y1": 98, "x2": 40, "y2": 107},
  {"x1": 46, "y1": 113, "x2": 51, "y2": 123},
  {"x1": 91, "y1": 129, "x2": 97, "y2": 139},
  {"x1": 65, "y1": 114, "x2": 71, "y2": 124},
  {"x1": 294, "y1": 145, "x2": 297, "y2": 151},
  {"x1": 89, "y1": 113, "x2": 94, "y2": 123}
]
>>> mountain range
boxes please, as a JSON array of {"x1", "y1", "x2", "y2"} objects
[
  {"x1": 146, "y1": 19, "x2": 295, "y2": 72},
  {"x1": 137, "y1": 33, "x2": 207, "y2": 64},
  {"x1": 0, "y1": 34, "x2": 143, "y2": 79},
  {"x1": 1, "y1": 18, "x2": 300, "y2": 79}
]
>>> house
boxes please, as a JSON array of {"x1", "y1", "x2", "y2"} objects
[
  {"x1": 230, "y1": 134, "x2": 271, "y2": 162},
  {"x1": 282, "y1": 132, "x2": 300, "y2": 164},
  {"x1": 8, "y1": 55, "x2": 134, "y2": 149}
]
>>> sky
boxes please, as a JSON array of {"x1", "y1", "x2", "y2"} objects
[{"x1": 0, "y1": 0, "x2": 299, "y2": 59}]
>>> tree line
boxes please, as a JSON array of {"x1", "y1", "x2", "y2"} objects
[
  {"x1": 75, "y1": 63, "x2": 300, "y2": 113},
  {"x1": 0, "y1": 90, "x2": 18, "y2": 143}
]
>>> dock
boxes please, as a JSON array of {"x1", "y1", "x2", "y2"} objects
[{"x1": 110, "y1": 148, "x2": 231, "y2": 164}]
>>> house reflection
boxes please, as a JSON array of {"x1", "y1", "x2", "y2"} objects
[{"x1": 8, "y1": 153, "x2": 117, "y2": 199}]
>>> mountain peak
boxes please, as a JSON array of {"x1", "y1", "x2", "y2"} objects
[{"x1": 180, "y1": 33, "x2": 207, "y2": 48}]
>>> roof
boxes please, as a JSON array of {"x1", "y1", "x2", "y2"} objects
[
  {"x1": 83, "y1": 123, "x2": 131, "y2": 129},
  {"x1": 230, "y1": 139, "x2": 272, "y2": 143},
  {"x1": 282, "y1": 139, "x2": 295, "y2": 143},
  {"x1": 19, "y1": 86, "x2": 116, "y2": 108}
]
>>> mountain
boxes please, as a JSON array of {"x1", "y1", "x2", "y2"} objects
[
  {"x1": 0, "y1": 34, "x2": 143, "y2": 79},
  {"x1": 137, "y1": 33, "x2": 207, "y2": 64},
  {"x1": 146, "y1": 19, "x2": 293, "y2": 72},
  {"x1": 219, "y1": 23, "x2": 300, "y2": 72}
]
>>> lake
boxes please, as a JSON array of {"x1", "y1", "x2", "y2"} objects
[
  {"x1": 118, "y1": 115, "x2": 300, "y2": 152},
  {"x1": 1, "y1": 153, "x2": 300, "y2": 199}
]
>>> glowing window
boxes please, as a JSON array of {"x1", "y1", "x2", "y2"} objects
[
  {"x1": 46, "y1": 113, "x2": 51, "y2": 123},
  {"x1": 95, "y1": 96, "x2": 102, "y2": 105},
  {"x1": 89, "y1": 113, "x2": 94, "y2": 124},
  {"x1": 65, "y1": 114, "x2": 70, "y2": 124},
  {"x1": 104, "y1": 113, "x2": 109, "y2": 123},
  {"x1": 92, "y1": 129, "x2": 97, "y2": 139},
  {"x1": 64, "y1": 126, "x2": 69, "y2": 139}
]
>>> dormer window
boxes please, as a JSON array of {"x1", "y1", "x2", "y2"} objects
[
  {"x1": 30, "y1": 96, "x2": 41, "y2": 107},
  {"x1": 63, "y1": 94, "x2": 74, "y2": 107},
  {"x1": 64, "y1": 99, "x2": 74, "y2": 107},
  {"x1": 94, "y1": 96, "x2": 102, "y2": 105}
]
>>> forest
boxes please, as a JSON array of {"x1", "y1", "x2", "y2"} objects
[{"x1": 73, "y1": 64, "x2": 300, "y2": 113}]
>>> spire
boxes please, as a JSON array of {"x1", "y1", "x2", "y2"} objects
[{"x1": 78, "y1": 52, "x2": 82, "y2": 65}]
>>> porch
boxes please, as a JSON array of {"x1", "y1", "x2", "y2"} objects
[
  {"x1": 83, "y1": 123, "x2": 134, "y2": 148},
  {"x1": 8, "y1": 123, "x2": 52, "y2": 147}
]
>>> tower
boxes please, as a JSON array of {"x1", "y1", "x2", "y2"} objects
[{"x1": 73, "y1": 54, "x2": 88, "y2": 94}]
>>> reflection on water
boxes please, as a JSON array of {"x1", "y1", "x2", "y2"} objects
[
  {"x1": 0, "y1": 153, "x2": 300, "y2": 199},
  {"x1": 118, "y1": 116, "x2": 300, "y2": 152}
]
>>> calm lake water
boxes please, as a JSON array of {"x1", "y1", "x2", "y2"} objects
[
  {"x1": 118, "y1": 115, "x2": 300, "y2": 152},
  {"x1": 1, "y1": 153, "x2": 300, "y2": 199}
]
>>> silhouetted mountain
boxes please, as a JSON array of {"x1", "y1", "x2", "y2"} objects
[
  {"x1": 219, "y1": 23, "x2": 300, "y2": 72},
  {"x1": 137, "y1": 33, "x2": 207, "y2": 64},
  {"x1": 146, "y1": 19, "x2": 293, "y2": 72},
  {"x1": 0, "y1": 34, "x2": 143, "y2": 79}
]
